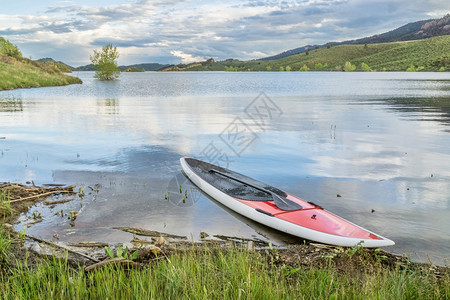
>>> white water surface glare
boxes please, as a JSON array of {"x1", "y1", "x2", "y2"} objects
[{"x1": 0, "y1": 71, "x2": 449, "y2": 265}]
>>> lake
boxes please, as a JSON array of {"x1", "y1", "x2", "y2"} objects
[{"x1": 1, "y1": 71, "x2": 449, "y2": 265}]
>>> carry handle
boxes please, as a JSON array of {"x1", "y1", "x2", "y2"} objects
[{"x1": 209, "y1": 169, "x2": 302, "y2": 211}]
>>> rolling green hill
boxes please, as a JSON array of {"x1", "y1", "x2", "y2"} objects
[
  {"x1": 74, "y1": 62, "x2": 170, "y2": 71},
  {"x1": 0, "y1": 37, "x2": 82, "y2": 91},
  {"x1": 0, "y1": 54, "x2": 82, "y2": 91},
  {"x1": 167, "y1": 35, "x2": 449, "y2": 72},
  {"x1": 262, "y1": 14, "x2": 450, "y2": 60},
  {"x1": 37, "y1": 58, "x2": 74, "y2": 73}
]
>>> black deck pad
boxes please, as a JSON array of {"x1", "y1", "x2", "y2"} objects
[{"x1": 185, "y1": 158, "x2": 302, "y2": 211}]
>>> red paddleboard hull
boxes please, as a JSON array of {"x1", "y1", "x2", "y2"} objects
[{"x1": 181, "y1": 157, "x2": 394, "y2": 247}]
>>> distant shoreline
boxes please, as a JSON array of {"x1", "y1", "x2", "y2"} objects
[{"x1": 157, "y1": 36, "x2": 450, "y2": 73}]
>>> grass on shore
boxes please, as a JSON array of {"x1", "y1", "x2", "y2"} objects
[
  {"x1": 0, "y1": 190, "x2": 12, "y2": 218},
  {"x1": 0, "y1": 54, "x2": 82, "y2": 91},
  {"x1": 0, "y1": 226, "x2": 448, "y2": 300}
]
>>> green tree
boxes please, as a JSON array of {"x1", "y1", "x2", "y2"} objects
[
  {"x1": 343, "y1": 61, "x2": 356, "y2": 72},
  {"x1": 224, "y1": 66, "x2": 238, "y2": 72},
  {"x1": 314, "y1": 62, "x2": 328, "y2": 70},
  {"x1": 299, "y1": 64, "x2": 310, "y2": 71},
  {"x1": 285, "y1": 65, "x2": 291, "y2": 71},
  {"x1": 266, "y1": 66, "x2": 272, "y2": 71},
  {"x1": 0, "y1": 37, "x2": 22, "y2": 58},
  {"x1": 90, "y1": 44, "x2": 120, "y2": 80},
  {"x1": 279, "y1": 66, "x2": 284, "y2": 71},
  {"x1": 360, "y1": 62, "x2": 372, "y2": 72},
  {"x1": 406, "y1": 65, "x2": 416, "y2": 72}
]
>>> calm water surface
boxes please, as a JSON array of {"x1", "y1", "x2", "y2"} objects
[{"x1": 1, "y1": 71, "x2": 449, "y2": 265}]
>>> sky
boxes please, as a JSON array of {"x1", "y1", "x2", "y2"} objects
[{"x1": 0, "y1": 0, "x2": 449, "y2": 66}]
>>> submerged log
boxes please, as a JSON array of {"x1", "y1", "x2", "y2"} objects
[
  {"x1": 26, "y1": 234, "x2": 99, "y2": 263},
  {"x1": 69, "y1": 242, "x2": 109, "y2": 248},
  {"x1": 113, "y1": 227, "x2": 187, "y2": 239}
]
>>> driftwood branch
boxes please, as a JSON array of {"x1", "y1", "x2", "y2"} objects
[
  {"x1": 9, "y1": 185, "x2": 76, "y2": 203},
  {"x1": 26, "y1": 234, "x2": 100, "y2": 263},
  {"x1": 84, "y1": 257, "x2": 137, "y2": 272}
]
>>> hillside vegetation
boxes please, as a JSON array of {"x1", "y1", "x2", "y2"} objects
[
  {"x1": 0, "y1": 37, "x2": 82, "y2": 91},
  {"x1": 37, "y1": 58, "x2": 73, "y2": 73},
  {"x1": 263, "y1": 14, "x2": 450, "y2": 60},
  {"x1": 167, "y1": 35, "x2": 449, "y2": 72}
]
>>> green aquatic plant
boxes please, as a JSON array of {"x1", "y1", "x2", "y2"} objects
[
  {"x1": 18, "y1": 227, "x2": 26, "y2": 240},
  {"x1": 32, "y1": 210, "x2": 42, "y2": 220},
  {"x1": 181, "y1": 189, "x2": 188, "y2": 203},
  {"x1": 346, "y1": 241, "x2": 364, "y2": 257},
  {"x1": 104, "y1": 245, "x2": 138, "y2": 261},
  {"x1": 68, "y1": 210, "x2": 76, "y2": 221}
]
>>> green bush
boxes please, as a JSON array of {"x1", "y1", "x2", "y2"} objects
[
  {"x1": 0, "y1": 37, "x2": 22, "y2": 58},
  {"x1": 361, "y1": 62, "x2": 372, "y2": 72},
  {"x1": 90, "y1": 44, "x2": 120, "y2": 80},
  {"x1": 406, "y1": 65, "x2": 416, "y2": 72},
  {"x1": 343, "y1": 61, "x2": 356, "y2": 72},
  {"x1": 314, "y1": 62, "x2": 328, "y2": 70},
  {"x1": 299, "y1": 64, "x2": 309, "y2": 71},
  {"x1": 224, "y1": 66, "x2": 238, "y2": 72}
]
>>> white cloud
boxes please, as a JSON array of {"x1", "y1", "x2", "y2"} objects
[
  {"x1": 170, "y1": 50, "x2": 207, "y2": 64},
  {"x1": 1, "y1": 1, "x2": 449, "y2": 65},
  {"x1": 242, "y1": 50, "x2": 269, "y2": 59}
]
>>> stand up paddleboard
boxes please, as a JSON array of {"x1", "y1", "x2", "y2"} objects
[{"x1": 180, "y1": 157, "x2": 394, "y2": 247}]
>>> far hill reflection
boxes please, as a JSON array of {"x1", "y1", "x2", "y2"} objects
[
  {"x1": 368, "y1": 96, "x2": 450, "y2": 127},
  {"x1": 0, "y1": 96, "x2": 23, "y2": 113},
  {"x1": 97, "y1": 98, "x2": 119, "y2": 115}
]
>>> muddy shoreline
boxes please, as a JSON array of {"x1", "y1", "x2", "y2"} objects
[{"x1": 1, "y1": 182, "x2": 448, "y2": 277}]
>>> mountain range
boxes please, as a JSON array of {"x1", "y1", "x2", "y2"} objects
[
  {"x1": 72, "y1": 63, "x2": 171, "y2": 72},
  {"x1": 36, "y1": 59, "x2": 170, "y2": 72},
  {"x1": 38, "y1": 14, "x2": 449, "y2": 70},
  {"x1": 261, "y1": 14, "x2": 450, "y2": 61}
]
